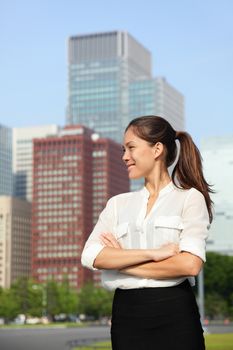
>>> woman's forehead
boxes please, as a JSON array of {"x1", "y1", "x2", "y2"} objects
[
  {"x1": 123, "y1": 128, "x2": 147, "y2": 145},
  {"x1": 123, "y1": 128, "x2": 138, "y2": 142}
]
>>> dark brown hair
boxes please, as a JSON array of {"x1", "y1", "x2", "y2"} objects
[{"x1": 126, "y1": 115, "x2": 214, "y2": 222}]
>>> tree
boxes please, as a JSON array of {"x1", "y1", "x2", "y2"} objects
[
  {"x1": 78, "y1": 282, "x2": 113, "y2": 319},
  {"x1": 11, "y1": 277, "x2": 30, "y2": 322},
  {"x1": 0, "y1": 288, "x2": 19, "y2": 323},
  {"x1": 205, "y1": 293, "x2": 228, "y2": 319},
  {"x1": 58, "y1": 278, "x2": 79, "y2": 316},
  {"x1": 29, "y1": 282, "x2": 47, "y2": 317},
  {"x1": 205, "y1": 252, "x2": 233, "y2": 319},
  {"x1": 46, "y1": 280, "x2": 60, "y2": 320}
]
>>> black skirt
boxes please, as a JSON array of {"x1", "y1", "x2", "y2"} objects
[{"x1": 111, "y1": 280, "x2": 205, "y2": 350}]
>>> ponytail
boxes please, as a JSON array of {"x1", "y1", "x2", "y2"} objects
[
  {"x1": 172, "y1": 131, "x2": 214, "y2": 223},
  {"x1": 125, "y1": 115, "x2": 214, "y2": 223}
]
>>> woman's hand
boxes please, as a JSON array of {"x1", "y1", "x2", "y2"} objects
[
  {"x1": 100, "y1": 233, "x2": 122, "y2": 249},
  {"x1": 150, "y1": 243, "x2": 179, "y2": 261},
  {"x1": 100, "y1": 234, "x2": 178, "y2": 260},
  {"x1": 94, "y1": 235, "x2": 178, "y2": 270}
]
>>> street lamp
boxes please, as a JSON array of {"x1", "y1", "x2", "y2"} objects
[{"x1": 197, "y1": 268, "x2": 205, "y2": 322}]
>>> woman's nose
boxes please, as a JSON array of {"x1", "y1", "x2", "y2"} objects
[{"x1": 122, "y1": 150, "x2": 129, "y2": 162}]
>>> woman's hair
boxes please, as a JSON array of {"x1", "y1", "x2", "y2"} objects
[{"x1": 125, "y1": 115, "x2": 214, "y2": 222}]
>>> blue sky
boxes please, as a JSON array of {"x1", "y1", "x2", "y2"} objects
[{"x1": 0, "y1": 0, "x2": 232, "y2": 144}]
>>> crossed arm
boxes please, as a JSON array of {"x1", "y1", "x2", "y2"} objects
[{"x1": 93, "y1": 233, "x2": 203, "y2": 278}]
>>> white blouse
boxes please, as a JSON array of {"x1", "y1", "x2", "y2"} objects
[{"x1": 81, "y1": 182, "x2": 210, "y2": 290}]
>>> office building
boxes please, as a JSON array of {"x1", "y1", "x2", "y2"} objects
[
  {"x1": 92, "y1": 135, "x2": 129, "y2": 224},
  {"x1": 201, "y1": 136, "x2": 233, "y2": 254},
  {"x1": 31, "y1": 125, "x2": 129, "y2": 288},
  {"x1": 0, "y1": 124, "x2": 12, "y2": 195},
  {"x1": 67, "y1": 31, "x2": 184, "y2": 142},
  {"x1": 153, "y1": 77, "x2": 184, "y2": 130},
  {"x1": 13, "y1": 125, "x2": 59, "y2": 202},
  {"x1": 92, "y1": 135, "x2": 129, "y2": 285},
  {"x1": 31, "y1": 125, "x2": 93, "y2": 288},
  {"x1": 129, "y1": 77, "x2": 184, "y2": 131},
  {"x1": 0, "y1": 196, "x2": 31, "y2": 288}
]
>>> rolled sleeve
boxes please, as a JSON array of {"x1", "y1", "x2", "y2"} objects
[
  {"x1": 81, "y1": 243, "x2": 105, "y2": 270},
  {"x1": 81, "y1": 196, "x2": 116, "y2": 270},
  {"x1": 179, "y1": 189, "x2": 210, "y2": 262}
]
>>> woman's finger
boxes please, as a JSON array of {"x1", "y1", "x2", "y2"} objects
[
  {"x1": 101, "y1": 233, "x2": 121, "y2": 248},
  {"x1": 103, "y1": 233, "x2": 119, "y2": 248},
  {"x1": 100, "y1": 235, "x2": 114, "y2": 247}
]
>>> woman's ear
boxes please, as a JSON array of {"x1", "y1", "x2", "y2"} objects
[{"x1": 154, "y1": 142, "x2": 164, "y2": 159}]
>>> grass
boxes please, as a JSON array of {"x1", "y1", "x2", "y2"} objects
[
  {"x1": 73, "y1": 341, "x2": 111, "y2": 349},
  {"x1": 205, "y1": 333, "x2": 233, "y2": 350},
  {"x1": 73, "y1": 334, "x2": 233, "y2": 350}
]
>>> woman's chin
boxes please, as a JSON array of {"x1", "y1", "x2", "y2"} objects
[{"x1": 128, "y1": 173, "x2": 143, "y2": 180}]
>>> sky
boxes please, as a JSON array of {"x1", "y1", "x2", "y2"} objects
[{"x1": 0, "y1": 0, "x2": 233, "y2": 144}]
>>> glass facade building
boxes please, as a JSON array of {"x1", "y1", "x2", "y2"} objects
[
  {"x1": 13, "y1": 125, "x2": 59, "y2": 202},
  {"x1": 67, "y1": 31, "x2": 184, "y2": 143},
  {"x1": 129, "y1": 79, "x2": 156, "y2": 117},
  {"x1": 0, "y1": 124, "x2": 12, "y2": 195},
  {"x1": 129, "y1": 77, "x2": 184, "y2": 130},
  {"x1": 201, "y1": 136, "x2": 233, "y2": 254}
]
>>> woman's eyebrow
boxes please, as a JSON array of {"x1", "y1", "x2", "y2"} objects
[{"x1": 125, "y1": 141, "x2": 136, "y2": 146}]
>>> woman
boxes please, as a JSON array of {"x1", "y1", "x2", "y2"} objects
[{"x1": 81, "y1": 116, "x2": 213, "y2": 350}]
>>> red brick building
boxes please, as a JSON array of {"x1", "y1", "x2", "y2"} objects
[
  {"x1": 31, "y1": 125, "x2": 129, "y2": 289},
  {"x1": 92, "y1": 135, "x2": 129, "y2": 285},
  {"x1": 92, "y1": 135, "x2": 129, "y2": 224}
]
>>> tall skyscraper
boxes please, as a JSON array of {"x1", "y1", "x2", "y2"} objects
[
  {"x1": 31, "y1": 125, "x2": 129, "y2": 288},
  {"x1": 0, "y1": 124, "x2": 12, "y2": 195},
  {"x1": 13, "y1": 125, "x2": 59, "y2": 202},
  {"x1": 67, "y1": 31, "x2": 184, "y2": 142},
  {"x1": 0, "y1": 196, "x2": 31, "y2": 288},
  {"x1": 201, "y1": 136, "x2": 233, "y2": 254},
  {"x1": 129, "y1": 77, "x2": 184, "y2": 131},
  {"x1": 154, "y1": 77, "x2": 184, "y2": 131}
]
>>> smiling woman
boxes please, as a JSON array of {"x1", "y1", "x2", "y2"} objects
[{"x1": 81, "y1": 115, "x2": 214, "y2": 350}]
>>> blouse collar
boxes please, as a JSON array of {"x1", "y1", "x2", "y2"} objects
[{"x1": 141, "y1": 181, "x2": 174, "y2": 199}]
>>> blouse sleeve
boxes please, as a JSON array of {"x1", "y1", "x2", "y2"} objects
[
  {"x1": 81, "y1": 196, "x2": 116, "y2": 270},
  {"x1": 179, "y1": 188, "x2": 210, "y2": 262}
]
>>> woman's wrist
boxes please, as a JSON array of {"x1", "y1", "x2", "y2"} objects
[{"x1": 146, "y1": 249, "x2": 158, "y2": 261}]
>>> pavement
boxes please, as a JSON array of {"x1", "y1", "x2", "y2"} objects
[
  {"x1": 0, "y1": 325, "x2": 111, "y2": 350},
  {"x1": 0, "y1": 323, "x2": 232, "y2": 350}
]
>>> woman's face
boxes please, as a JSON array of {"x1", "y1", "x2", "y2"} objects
[{"x1": 122, "y1": 127, "x2": 159, "y2": 179}]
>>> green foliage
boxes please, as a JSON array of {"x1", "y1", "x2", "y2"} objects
[
  {"x1": 78, "y1": 282, "x2": 113, "y2": 319},
  {"x1": 0, "y1": 277, "x2": 79, "y2": 321},
  {"x1": 1, "y1": 253, "x2": 233, "y2": 322},
  {"x1": 205, "y1": 293, "x2": 228, "y2": 319},
  {"x1": 46, "y1": 280, "x2": 60, "y2": 318},
  {"x1": 204, "y1": 252, "x2": 233, "y2": 319},
  {"x1": 0, "y1": 288, "x2": 19, "y2": 322},
  {"x1": 229, "y1": 293, "x2": 233, "y2": 318},
  {"x1": 11, "y1": 277, "x2": 42, "y2": 319},
  {"x1": 56, "y1": 278, "x2": 79, "y2": 315},
  {"x1": 205, "y1": 253, "x2": 233, "y2": 298}
]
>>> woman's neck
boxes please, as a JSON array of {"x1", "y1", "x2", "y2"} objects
[{"x1": 145, "y1": 171, "x2": 171, "y2": 197}]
